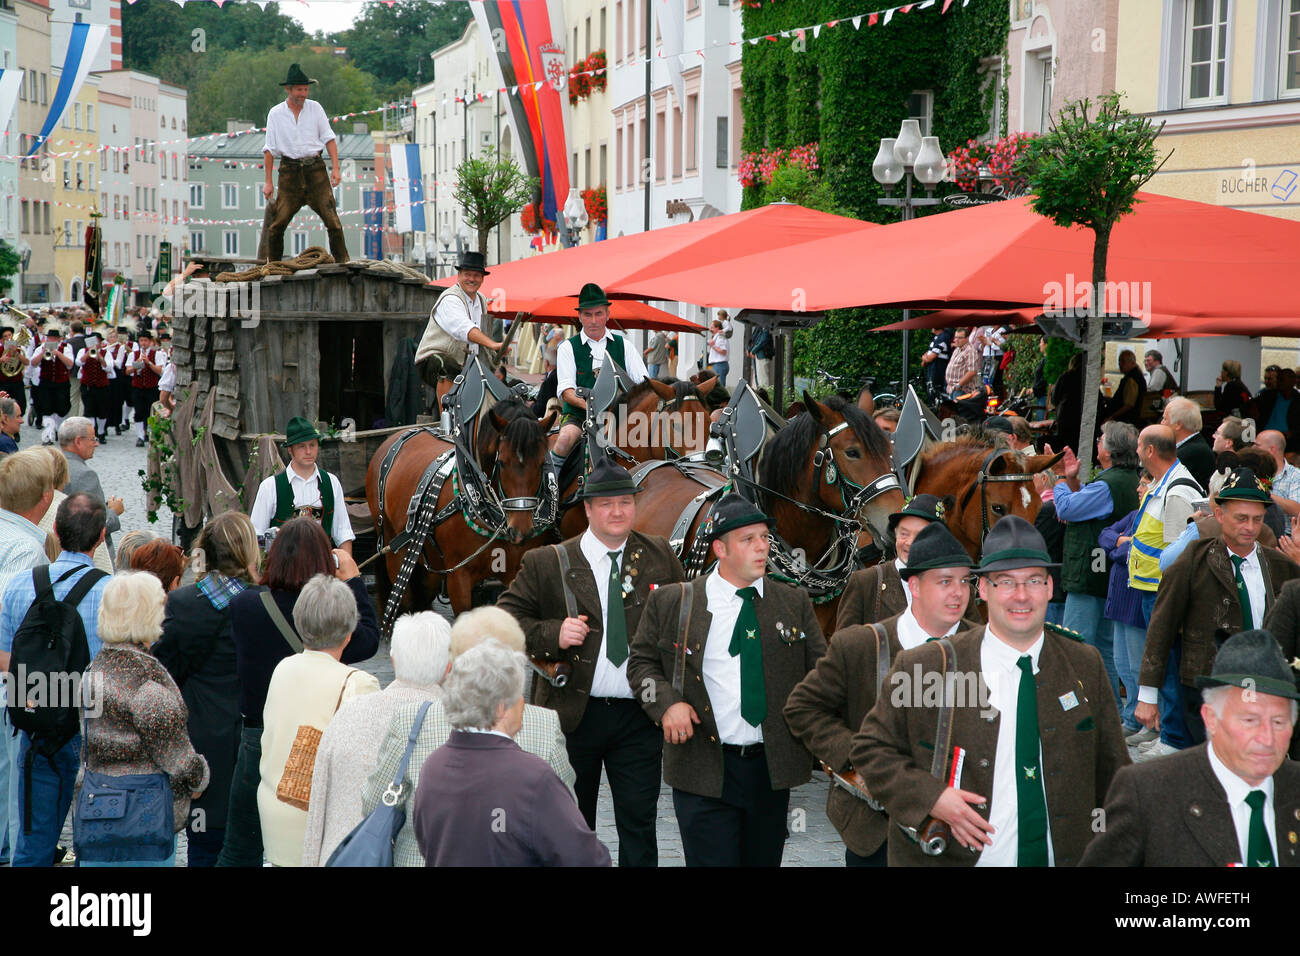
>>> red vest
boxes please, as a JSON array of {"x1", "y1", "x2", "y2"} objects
[
  {"x1": 41, "y1": 344, "x2": 71, "y2": 384},
  {"x1": 131, "y1": 347, "x2": 160, "y2": 389},
  {"x1": 80, "y1": 353, "x2": 110, "y2": 388}
]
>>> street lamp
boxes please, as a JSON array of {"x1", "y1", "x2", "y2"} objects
[
  {"x1": 872, "y1": 120, "x2": 945, "y2": 392},
  {"x1": 439, "y1": 227, "x2": 454, "y2": 277},
  {"x1": 562, "y1": 188, "x2": 588, "y2": 248}
]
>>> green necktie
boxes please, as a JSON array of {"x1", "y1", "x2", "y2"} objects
[
  {"x1": 1015, "y1": 655, "x2": 1049, "y2": 867},
  {"x1": 1244, "y1": 790, "x2": 1275, "y2": 867},
  {"x1": 604, "y1": 551, "x2": 628, "y2": 666},
  {"x1": 729, "y1": 586, "x2": 766, "y2": 727},
  {"x1": 1230, "y1": 554, "x2": 1255, "y2": 630}
]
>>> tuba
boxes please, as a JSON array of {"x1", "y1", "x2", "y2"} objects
[{"x1": 0, "y1": 323, "x2": 31, "y2": 378}]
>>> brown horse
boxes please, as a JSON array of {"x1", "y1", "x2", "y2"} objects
[
  {"x1": 630, "y1": 392, "x2": 905, "y2": 636},
  {"x1": 366, "y1": 396, "x2": 557, "y2": 619},
  {"x1": 912, "y1": 435, "x2": 1063, "y2": 558}
]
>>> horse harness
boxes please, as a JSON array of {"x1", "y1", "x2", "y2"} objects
[{"x1": 962, "y1": 446, "x2": 1042, "y2": 553}]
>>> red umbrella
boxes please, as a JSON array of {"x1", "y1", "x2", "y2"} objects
[
  {"x1": 431, "y1": 203, "x2": 877, "y2": 302},
  {"x1": 493, "y1": 296, "x2": 706, "y2": 332},
  {"x1": 616, "y1": 192, "x2": 1300, "y2": 323}
]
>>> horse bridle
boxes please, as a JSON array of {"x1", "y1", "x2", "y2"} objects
[
  {"x1": 962, "y1": 446, "x2": 1041, "y2": 548},
  {"x1": 812, "y1": 421, "x2": 904, "y2": 519},
  {"x1": 484, "y1": 442, "x2": 558, "y2": 536}
]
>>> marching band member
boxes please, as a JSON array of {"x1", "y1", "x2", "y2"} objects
[
  {"x1": 34, "y1": 327, "x2": 75, "y2": 445},
  {"x1": 127, "y1": 328, "x2": 163, "y2": 446},
  {"x1": 76, "y1": 334, "x2": 115, "y2": 444}
]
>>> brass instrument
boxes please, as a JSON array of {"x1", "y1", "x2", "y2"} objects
[{"x1": 0, "y1": 325, "x2": 30, "y2": 378}]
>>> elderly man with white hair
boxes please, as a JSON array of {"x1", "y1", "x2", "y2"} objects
[
  {"x1": 1161, "y1": 396, "x2": 1214, "y2": 492},
  {"x1": 361, "y1": 606, "x2": 574, "y2": 867},
  {"x1": 259, "y1": 574, "x2": 380, "y2": 867},
  {"x1": 411, "y1": 641, "x2": 610, "y2": 867},
  {"x1": 1082, "y1": 629, "x2": 1300, "y2": 866},
  {"x1": 301, "y1": 611, "x2": 451, "y2": 866}
]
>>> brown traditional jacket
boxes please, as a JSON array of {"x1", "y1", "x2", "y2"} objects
[
  {"x1": 1141, "y1": 536, "x2": 1300, "y2": 691},
  {"x1": 497, "y1": 530, "x2": 684, "y2": 733},
  {"x1": 784, "y1": 613, "x2": 903, "y2": 857},
  {"x1": 626, "y1": 575, "x2": 825, "y2": 799},
  {"x1": 1081, "y1": 744, "x2": 1300, "y2": 867},
  {"x1": 851, "y1": 624, "x2": 1130, "y2": 867},
  {"x1": 835, "y1": 562, "x2": 981, "y2": 632}
]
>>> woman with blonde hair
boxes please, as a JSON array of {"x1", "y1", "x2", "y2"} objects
[
  {"x1": 1214, "y1": 358, "x2": 1251, "y2": 418},
  {"x1": 36, "y1": 444, "x2": 113, "y2": 571},
  {"x1": 76, "y1": 572, "x2": 209, "y2": 866},
  {"x1": 151, "y1": 511, "x2": 258, "y2": 866}
]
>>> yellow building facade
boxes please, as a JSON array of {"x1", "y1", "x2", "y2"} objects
[{"x1": 49, "y1": 76, "x2": 101, "y2": 305}]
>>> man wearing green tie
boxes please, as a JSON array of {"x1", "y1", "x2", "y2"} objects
[
  {"x1": 853, "y1": 516, "x2": 1130, "y2": 866},
  {"x1": 497, "y1": 456, "x2": 683, "y2": 866},
  {"x1": 1082, "y1": 628, "x2": 1300, "y2": 866},
  {"x1": 628, "y1": 493, "x2": 826, "y2": 866}
]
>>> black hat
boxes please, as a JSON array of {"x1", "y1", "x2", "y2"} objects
[
  {"x1": 576, "y1": 282, "x2": 611, "y2": 310},
  {"x1": 975, "y1": 515, "x2": 1059, "y2": 574},
  {"x1": 44, "y1": 327, "x2": 61, "y2": 338},
  {"x1": 116, "y1": 326, "x2": 131, "y2": 335},
  {"x1": 899, "y1": 522, "x2": 974, "y2": 579},
  {"x1": 158, "y1": 328, "x2": 172, "y2": 341},
  {"x1": 280, "y1": 63, "x2": 317, "y2": 87},
  {"x1": 708, "y1": 492, "x2": 773, "y2": 542},
  {"x1": 1195, "y1": 629, "x2": 1300, "y2": 701},
  {"x1": 1215, "y1": 466, "x2": 1271, "y2": 505},
  {"x1": 982, "y1": 415, "x2": 1013, "y2": 435},
  {"x1": 888, "y1": 494, "x2": 946, "y2": 534},
  {"x1": 580, "y1": 456, "x2": 640, "y2": 499},
  {"x1": 455, "y1": 251, "x2": 490, "y2": 275}
]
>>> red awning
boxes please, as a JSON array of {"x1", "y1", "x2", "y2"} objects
[{"x1": 495, "y1": 296, "x2": 706, "y2": 332}]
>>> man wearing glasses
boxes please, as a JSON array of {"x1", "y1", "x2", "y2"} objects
[{"x1": 852, "y1": 516, "x2": 1131, "y2": 866}]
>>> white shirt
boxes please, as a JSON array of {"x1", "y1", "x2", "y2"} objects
[
  {"x1": 579, "y1": 528, "x2": 633, "y2": 699},
  {"x1": 701, "y1": 571, "x2": 765, "y2": 746},
  {"x1": 707, "y1": 331, "x2": 729, "y2": 364},
  {"x1": 431, "y1": 290, "x2": 482, "y2": 347},
  {"x1": 556, "y1": 329, "x2": 649, "y2": 400},
  {"x1": 249, "y1": 464, "x2": 356, "y2": 545},
  {"x1": 158, "y1": 357, "x2": 176, "y2": 393},
  {"x1": 975, "y1": 627, "x2": 1055, "y2": 867},
  {"x1": 895, "y1": 558, "x2": 912, "y2": 610},
  {"x1": 1206, "y1": 737, "x2": 1278, "y2": 865},
  {"x1": 74, "y1": 347, "x2": 116, "y2": 382},
  {"x1": 107, "y1": 341, "x2": 129, "y2": 370},
  {"x1": 264, "y1": 99, "x2": 336, "y2": 160},
  {"x1": 894, "y1": 607, "x2": 959, "y2": 651}
]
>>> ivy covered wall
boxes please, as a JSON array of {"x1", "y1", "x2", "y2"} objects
[{"x1": 739, "y1": 0, "x2": 1010, "y2": 392}]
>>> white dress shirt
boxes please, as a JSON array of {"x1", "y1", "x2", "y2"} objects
[
  {"x1": 264, "y1": 99, "x2": 336, "y2": 160},
  {"x1": 75, "y1": 348, "x2": 116, "y2": 381},
  {"x1": 975, "y1": 627, "x2": 1055, "y2": 867},
  {"x1": 894, "y1": 608, "x2": 958, "y2": 651},
  {"x1": 1206, "y1": 737, "x2": 1278, "y2": 865},
  {"x1": 249, "y1": 464, "x2": 356, "y2": 545},
  {"x1": 431, "y1": 290, "x2": 482, "y2": 347},
  {"x1": 556, "y1": 329, "x2": 649, "y2": 399},
  {"x1": 701, "y1": 571, "x2": 765, "y2": 746},
  {"x1": 579, "y1": 529, "x2": 633, "y2": 699},
  {"x1": 895, "y1": 558, "x2": 912, "y2": 609}
]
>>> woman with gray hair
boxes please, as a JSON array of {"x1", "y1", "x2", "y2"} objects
[
  {"x1": 301, "y1": 612, "x2": 451, "y2": 865},
  {"x1": 411, "y1": 641, "x2": 610, "y2": 867},
  {"x1": 76, "y1": 573, "x2": 209, "y2": 866},
  {"x1": 258, "y1": 574, "x2": 380, "y2": 866}
]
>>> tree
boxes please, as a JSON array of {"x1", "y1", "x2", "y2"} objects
[
  {"x1": 1016, "y1": 92, "x2": 1169, "y2": 476},
  {"x1": 0, "y1": 241, "x2": 20, "y2": 298},
  {"x1": 453, "y1": 147, "x2": 538, "y2": 257},
  {"x1": 340, "y1": 0, "x2": 472, "y2": 94}
]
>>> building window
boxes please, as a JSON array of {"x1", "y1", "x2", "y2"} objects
[
  {"x1": 685, "y1": 94, "x2": 698, "y2": 172},
  {"x1": 1283, "y1": 0, "x2": 1300, "y2": 95},
  {"x1": 1185, "y1": 0, "x2": 1229, "y2": 102},
  {"x1": 75, "y1": 161, "x2": 83, "y2": 189},
  {"x1": 17, "y1": 69, "x2": 24, "y2": 101},
  {"x1": 716, "y1": 116, "x2": 728, "y2": 168},
  {"x1": 292, "y1": 231, "x2": 309, "y2": 255},
  {"x1": 63, "y1": 161, "x2": 70, "y2": 188},
  {"x1": 40, "y1": 73, "x2": 47, "y2": 105},
  {"x1": 616, "y1": 126, "x2": 624, "y2": 189},
  {"x1": 75, "y1": 219, "x2": 83, "y2": 246},
  {"x1": 615, "y1": 1, "x2": 623, "y2": 61},
  {"x1": 20, "y1": 200, "x2": 27, "y2": 234},
  {"x1": 160, "y1": 155, "x2": 167, "y2": 180},
  {"x1": 600, "y1": 5, "x2": 606, "y2": 49},
  {"x1": 113, "y1": 195, "x2": 120, "y2": 219},
  {"x1": 980, "y1": 57, "x2": 1004, "y2": 140},
  {"x1": 584, "y1": 146, "x2": 592, "y2": 189},
  {"x1": 190, "y1": 183, "x2": 204, "y2": 208},
  {"x1": 256, "y1": 188, "x2": 266, "y2": 210},
  {"x1": 137, "y1": 235, "x2": 142, "y2": 259},
  {"x1": 671, "y1": 106, "x2": 683, "y2": 179},
  {"x1": 172, "y1": 155, "x2": 178, "y2": 180},
  {"x1": 222, "y1": 182, "x2": 238, "y2": 208},
  {"x1": 190, "y1": 231, "x2": 204, "y2": 253},
  {"x1": 907, "y1": 90, "x2": 933, "y2": 137},
  {"x1": 113, "y1": 151, "x2": 119, "y2": 173},
  {"x1": 74, "y1": 103, "x2": 81, "y2": 130},
  {"x1": 654, "y1": 108, "x2": 665, "y2": 183},
  {"x1": 88, "y1": 164, "x2": 94, "y2": 191},
  {"x1": 86, "y1": 104, "x2": 94, "y2": 131},
  {"x1": 599, "y1": 143, "x2": 607, "y2": 186}
]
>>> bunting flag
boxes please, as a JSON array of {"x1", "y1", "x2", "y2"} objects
[
  {"x1": 655, "y1": 0, "x2": 686, "y2": 107},
  {"x1": 0, "y1": 70, "x2": 22, "y2": 142},
  {"x1": 390, "y1": 143, "x2": 425, "y2": 234},
  {"x1": 25, "y1": 23, "x2": 108, "y2": 157},
  {"x1": 472, "y1": 0, "x2": 571, "y2": 228},
  {"x1": 83, "y1": 217, "x2": 103, "y2": 314}
]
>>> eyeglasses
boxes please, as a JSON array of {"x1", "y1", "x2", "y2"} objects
[{"x1": 985, "y1": 576, "x2": 1050, "y2": 591}]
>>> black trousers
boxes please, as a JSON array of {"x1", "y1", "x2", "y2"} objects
[
  {"x1": 82, "y1": 384, "x2": 111, "y2": 421},
  {"x1": 1182, "y1": 683, "x2": 1208, "y2": 746},
  {"x1": 35, "y1": 380, "x2": 70, "y2": 418},
  {"x1": 133, "y1": 385, "x2": 159, "y2": 424},
  {"x1": 107, "y1": 375, "x2": 127, "y2": 428},
  {"x1": 565, "y1": 697, "x2": 662, "y2": 868},
  {"x1": 672, "y1": 748, "x2": 790, "y2": 867},
  {"x1": 0, "y1": 375, "x2": 25, "y2": 413}
]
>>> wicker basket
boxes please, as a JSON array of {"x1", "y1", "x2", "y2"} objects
[{"x1": 276, "y1": 724, "x2": 324, "y2": 811}]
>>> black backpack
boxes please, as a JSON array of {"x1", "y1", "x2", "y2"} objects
[{"x1": 7, "y1": 564, "x2": 108, "y2": 754}]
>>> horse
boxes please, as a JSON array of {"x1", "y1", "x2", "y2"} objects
[
  {"x1": 630, "y1": 391, "x2": 905, "y2": 636},
  {"x1": 911, "y1": 434, "x2": 1063, "y2": 558},
  {"x1": 366, "y1": 395, "x2": 557, "y2": 621}
]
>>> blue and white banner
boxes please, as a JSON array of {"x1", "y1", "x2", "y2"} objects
[
  {"x1": 390, "y1": 143, "x2": 426, "y2": 234},
  {"x1": 25, "y1": 22, "x2": 108, "y2": 157},
  {"x1": 0, "y1": 70, "x2": 22, "y2": 144}
]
